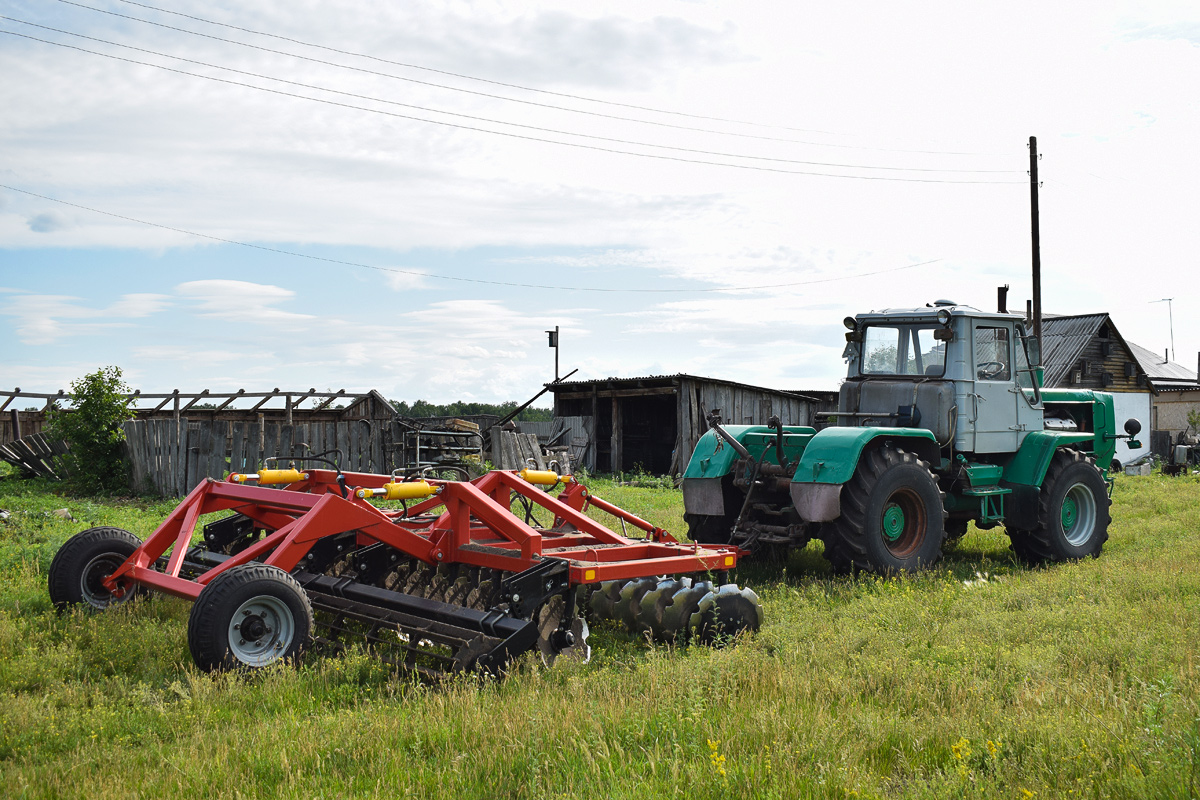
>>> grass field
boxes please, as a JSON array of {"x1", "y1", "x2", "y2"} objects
[{"x1": 1, "y1": 468, "x2": 1198, "y2": 799}]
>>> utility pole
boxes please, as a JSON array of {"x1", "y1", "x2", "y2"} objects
[
  {"x1": 1150, "y1": 298, "x2": 1174, "y2": 362},
  {"x1": 1029, "y1": 136, "x2": 1042, "y2": 352},
  {"x1": 546, "y1": 325, "x2": 560, "y2": 381}
]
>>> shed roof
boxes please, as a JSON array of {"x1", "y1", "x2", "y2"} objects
[
  {"x1": 1126, "y1": 340, "x2": 1200, "y2": 391},
  {"x1": 547, "y1": 373, "x2": 820, "y2": 402}
]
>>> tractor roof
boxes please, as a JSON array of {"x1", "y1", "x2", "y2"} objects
[{"x1": 856, "y1": 301, "x2": 1023, "y2": 324}]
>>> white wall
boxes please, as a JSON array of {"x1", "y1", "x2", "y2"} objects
[{"x1": 1110, "y1": 392, "x2": 1151, "y2": 467}]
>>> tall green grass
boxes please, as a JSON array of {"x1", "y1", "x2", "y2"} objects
[{"x1": 0, "y1": 471, "x2": 1197, "y2": 798}]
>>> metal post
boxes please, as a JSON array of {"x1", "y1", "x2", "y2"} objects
[
  {"x1": 546, "y1": 326, "x2": 560, "y2": 381},
  {"x1": 1029, "y1": 136, "x2": 1042, "y2": 355}
]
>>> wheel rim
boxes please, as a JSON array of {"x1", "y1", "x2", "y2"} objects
[
  {"x1": 227, "y1": 594, "x2": 295, "y2": 666},
  {"x1": 882, "y1": 503, "x2": 906, "y2": 542},
  {"x1": 880, "y1": 488, "x2": 927, "y2": 557},
  {"x1": 1061, "y1": 482, "x2": 1097, "y2": 546},
  {"x1": 80, "y1": 553, "x2": 131, "y2": 609}
]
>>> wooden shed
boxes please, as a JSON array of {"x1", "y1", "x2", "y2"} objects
[{"x1": 548, "y1": 374, "x2": 832, "y2": 475}]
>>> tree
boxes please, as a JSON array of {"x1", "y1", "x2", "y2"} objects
[{"x1": 46, "y1": 366, "x2": 134, "y2": 495}]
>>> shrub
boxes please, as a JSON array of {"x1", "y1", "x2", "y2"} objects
[{"x1": 45, "y1": 366, "x2": 134, "y2": 495}]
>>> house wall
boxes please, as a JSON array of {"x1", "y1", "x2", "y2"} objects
[
  {"x1": 1109, "y1": 391, "x2": 1151, "y2": 467},
  {"x1": 1153, "y1": 390, "x2": 1200, "y2": 438},
  {"x1": 1063, "y1": 332, "x2": 1143, "y2": 392}
]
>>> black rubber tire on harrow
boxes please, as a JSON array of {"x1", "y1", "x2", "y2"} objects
[
  {"x1": 187, "y1": 565, "x2": 313, "y2": 672},
  {"x1": 821, "y1": 446, "x2": 946, "y2": 574},
  {"x1": 1007, "y1": 449, "x2": 1110, "y2": 566},
  {"x1": 48, "y1": 527, "x2": 143, "y2": 611}
]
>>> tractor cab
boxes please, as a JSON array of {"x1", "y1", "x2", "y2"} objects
[{"x1": 838, "y1": 300, "x2": 1043, "y2": 455}]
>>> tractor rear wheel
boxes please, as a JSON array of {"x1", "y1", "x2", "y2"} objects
[
  {"x1": 684, "y1": 512, "x2": 738, "y2": 544},
  {"x1": 1008, "y1": 449, "x2": 1110, "y2": 565},
  {"x1": 187, "y1": 565, "x2": 313, "y2": 672},
  {"x1": 822, "y1": 446, "x2": 946, "y2": 574},
  {"x1": 48, "y1": 527, "x2": 143, "y2": 611}
]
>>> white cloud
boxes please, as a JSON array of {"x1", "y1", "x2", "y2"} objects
[{"x1": 174, "y1": 280, "x2": 313, "y2": 323}]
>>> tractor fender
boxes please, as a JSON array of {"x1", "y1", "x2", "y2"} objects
[
  {"x1": 1001, "y1": 430, "x2": 1095, "y2": 487},
  {"x1": 789, "y1": 427, "x2": 939, "y2": 522},
  {"x1": 682, "y1": 425, "x2": 816, "y2": 480}
]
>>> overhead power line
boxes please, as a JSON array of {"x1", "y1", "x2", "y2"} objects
[
  {"x1": 0, "y1": 184, "x2": 943, "y2": 293},
  {"x1": 0, "y1": 28, "x2": 1023, "y2": 185},
  {"x1": 3, "y1": 17, "x2": 1015, "y2": 177},
  {"x1": 58, "y1": 0, "x2": 1009, "y2": 158}
]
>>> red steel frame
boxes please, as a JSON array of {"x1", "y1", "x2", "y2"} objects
[{"x1": 103, "y1": 470, "x2": 742, "y2": 601}]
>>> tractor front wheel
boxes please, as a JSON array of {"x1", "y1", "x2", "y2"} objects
[
  {"x1": 48, "y1": 527, "x2": 143, "y2": 611},
  {"x1": 1008, "y1": 449, "x2": 1110, "y2": 565},
  {"x1": 822, "y1": 446, "x2": 946, "y2": 574},
  {"x1": 187, "y1": 565, "x2": 313, "y2": 672}
]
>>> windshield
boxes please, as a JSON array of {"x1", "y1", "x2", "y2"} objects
[{"x1": 861, "y1": 325, "x2": 946, "y2": 377}]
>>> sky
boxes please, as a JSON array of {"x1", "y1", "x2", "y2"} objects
[{"x1": 2, "y1": 0, "x2": 1198, "y2": 409}]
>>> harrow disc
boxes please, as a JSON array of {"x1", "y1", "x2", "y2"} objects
[
  {"x1": 690, "y1": 584, "x2": 763, "y2": 645},
  {"x1": 637, "y1": 578, "x2": 686, "y2": 639},
  {"x1": 657, "y1": 579, "x2": 715, "y2": 642},
  {"x1": 534, "y1": 594, "x2": 591, "y2": 667},
  {"x1": 614, "y1": 577, "x2": 660, "y2": 632}
]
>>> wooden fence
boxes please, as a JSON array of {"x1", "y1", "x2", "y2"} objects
[{"x1": 123, "y1": 418, "x2": 391, "y2": 497}]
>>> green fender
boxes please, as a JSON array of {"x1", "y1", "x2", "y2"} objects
[
  {"x1": 683, "y1": 425, "x2": 816, "y2": 479},
  {"x1": 790, "y1": 427, "x2": 939, "y2": 485},
  {"x1": 1002, "y1": 431, "x2": 1096, "y2": 486}
]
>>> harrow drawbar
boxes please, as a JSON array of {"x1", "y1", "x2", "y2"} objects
[{"x1": 49, "y1": 465, "x2": 762, "y2": 679}]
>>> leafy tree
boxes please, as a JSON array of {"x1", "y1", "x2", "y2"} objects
[
  {"x1": 392, "y1": 399, "x2": 552, "y2": 422},
  {"x1": 46, "y1": 366, "x2": 134, "y2": 495}
]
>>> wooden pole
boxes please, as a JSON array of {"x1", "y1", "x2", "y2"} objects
[{"x1": 1029, "y1": 135, "x2": 1042, "y2": 354}]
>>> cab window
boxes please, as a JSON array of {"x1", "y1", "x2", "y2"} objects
[{"x1": 975, "y1": 326, "x2": 1011, "y2": 380}]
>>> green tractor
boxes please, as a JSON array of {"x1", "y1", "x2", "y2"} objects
[{"x1": 682, "y1": 300, "x2": 1142, "y2": 572}]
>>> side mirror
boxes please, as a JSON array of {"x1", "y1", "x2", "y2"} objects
[
  {"x1": 1025, "y1": 336, "x2": 1041, "y2": 367},
  {"x1": 1124, "y1": 418, "x2": 1142, "y2": 436}
]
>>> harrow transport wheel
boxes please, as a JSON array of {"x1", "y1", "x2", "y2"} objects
[
  {"x1": 1007, "y1": 449, "x2": 1110, "y2": 565},
  {"x1": 822, "y1": 446, "x2": 946, "y2": 574},
  {"x1": 187, "y1": 565, "x2": 313, "y2": 672},
  {"x1": 48, "y1": 527, "x2": 143, "y2": 611}
]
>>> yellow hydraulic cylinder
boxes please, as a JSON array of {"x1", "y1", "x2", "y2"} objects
[
  {"x1": 518, "y1": 469, "x2": 561, "y2": 486},
  {"x1": 356, "y1": 481, "x2": 438, "y2": 500},
  {"x1": 231, "y1": 469, "x2": 307, "y2": 485}
]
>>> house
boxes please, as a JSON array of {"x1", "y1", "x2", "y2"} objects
[
  {"x1": 1126, "y1": 341, "x2": 1200, "y2": 455},
  {"x1": 1038, "y1": 313, "x2": 1199, "y2": 465},
  {"x1": 547, "y1": 374, "x2": 838, "y2": 474}
]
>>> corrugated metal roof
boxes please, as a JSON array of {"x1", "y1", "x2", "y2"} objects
[
  {"x1": 1126, "y1": 339, "x2": 1200, "y2": 389},
  {"x1": 546, "y1": 373, "x2": 819, "y2": 402},
  {"x1": 1039, "y1": 314, "x2": 1108, "y2": 386}
]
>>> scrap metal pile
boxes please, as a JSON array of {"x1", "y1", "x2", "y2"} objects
[{"x1": 49, "y1": 461, "x2": 761, "y2": 678}]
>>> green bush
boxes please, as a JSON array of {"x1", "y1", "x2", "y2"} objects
[{"x1": 45, "y1": 366, "x2": 134, "y2": 495}]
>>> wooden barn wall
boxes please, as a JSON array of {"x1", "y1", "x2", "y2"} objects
[
  {"x1": 676, "y1": 378, "x2": 814, "y2": 472},
  {"x1": 0, "y1": 412, "x2": 47, "y2": 446}
]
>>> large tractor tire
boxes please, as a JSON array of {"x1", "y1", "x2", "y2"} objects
[
  {"x1": 48, "y1": 527, "x2": 143, "y2": 611},
  {"x1": 187, "y1": 565, "x2": 313, "y2": 672},
  {"x1": 822, "y1": 446, "x2": 946, "y2": 574},
  {"x1": 1007, "y1": 449, "x2": 1110, "y2": 565}
]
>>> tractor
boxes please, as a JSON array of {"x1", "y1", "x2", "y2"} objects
[{"x1": 682, "y1": 300, "x2": 1142, "y2": 573}]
